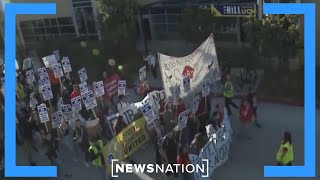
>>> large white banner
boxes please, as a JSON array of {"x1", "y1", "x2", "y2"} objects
[{"x1": 158, "y1": 34, "x2": 220, "y2": 103}]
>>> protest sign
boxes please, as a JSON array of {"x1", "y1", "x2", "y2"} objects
[
  {"x1": 189, "y1": 114, "x2": 232, "y2": 180},
  {"x1": 82, "y1": 90, "x2": 97, "y2": 110},
  {"x1": 159, "y1": 34, "x2": 220, "y2": 103},
  {"x1": 118, "y1": 80, "x2": 126, "y2": 95},
  {"x1": 61, "y1": 57, "x2": 72, "y2": 73},
  {"x1": 42, "y1": 54, "x2": 57, "y2": 68},
  {"x1": 139, "y1": 66, "x2": 147, "y2": 81},
  {"x1": 78, "y1": 68, "x2": 88, "y2": 82},
  {"x1": 183, "y1": 76, "x2": 191, "y2": 92},
  {"x1": 29, "y1": 92, "x2": 38, "y2": 110},
  {"x1": 141, "y1": 103, "x2": 157, "y2": 124},
  {"x1": 61, "y1": 104, "x2": 75, "y2": 121},
  {"x1": 71, "y1": 96, "x2": 82, "y2": 112},
  {"x1": 202, "y1": 79, "x2": 210, "y2": 97},
  {"x1": 172, "y1": 85, "x2": 180, "y2": 105},
  {"x1": 37, "y1": 67, "x2": 48, "y2": 77},
  {"x1": 23, "y1": 58, "x2": 32, "y2": 70},
  {"x1": 37, "y1": 104, "x2": 49, "y2": 123},
  {"x1": 177, "y1": 109, "x2": 189, "y2": 130},
  {"x1": 102, "y1": 117, "x2": 150, "y2": 175},
  {"x1": 103, "y1": 74, "x2": 120, "y2": 99},
  {"x1": 26, "y1": 69, "x2": 35, "y2": 84},
  {"x1": 51, "y1": 111, "x2": 63, "y2": 128},
  {"x1": 40, "y1": 84, "x2": 53, "y2": 101},
  {"x1": 53, "y1": 50, "x2": 60, "y2": 61},
  {"x1": 148, "y1": 90, "x2": 166, "y2": 111},
  {"x1": 119, "y1": 105, "x2": 138, "y2": 124},
  {"x1": 52, "y1": 63, "x2": 63, "y2": 78},
  {"x1": 79, "y1": 81, "x2": 88, "y2": 95},
  {"x1": 38, "y1": 75, "x2": 50, "y2": 87},
  {"x1": 94, "y1": 81, "x2": 105, "y2": 97},
  {"x1": 192, "y1": 95, "x2": 200, "y2": 114}
]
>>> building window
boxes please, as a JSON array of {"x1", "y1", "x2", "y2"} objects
[{"x1": 19, "y1": 17, "x2": 77, "y2": 42}]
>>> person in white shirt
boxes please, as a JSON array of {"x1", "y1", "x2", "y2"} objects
[
  {"x1": 144, "y1": 52, "x2": 157, "y2": 79},
  {"x1": 117, "y1": 95, "x2": 130, "y2": 113}
]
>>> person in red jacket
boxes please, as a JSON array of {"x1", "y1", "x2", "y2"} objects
[
  {"x1": 176, "y1": 145, "x2": 190, "y2": 179},
  {"x1": 238, "y1": 99, "x2": 253, "y2": 141},
  {"x1": 70, "y1": 84, "x2": 81, "y2": 99}
]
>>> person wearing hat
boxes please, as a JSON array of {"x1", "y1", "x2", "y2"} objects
[{"x1": 116, "y1": 95, "x2": 130, "y2": 113}]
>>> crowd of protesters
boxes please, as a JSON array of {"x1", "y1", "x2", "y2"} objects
[{"x1": 0, "y1": 51, "x2": 294, "y2": 180}]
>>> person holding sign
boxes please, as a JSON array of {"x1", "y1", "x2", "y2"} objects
[
  {"x1": 116, "y1": 95, "x2": 130, "y2": 113},
  {"x1": 73, "y1": 119, "x2": 90, "y2": 167},
  {"x1": 160, "y1": 126, "x2": 178, "y2": 178},
  {"x1": 71, "y1": 84, "x2": 81, "y2": 99},
  {"x1": 113, "y1": 115, "x2": 127, "y2": 135},
  {"x1": 223, "y1": 74, "x2": 239, "y2": 115},
  {"x1": 48, "y1": 69, "x2": 61, "y2": 104}
]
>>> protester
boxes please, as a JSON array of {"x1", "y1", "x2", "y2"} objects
[
  {"x1": 223, "y1": 74, "x2": 238, "y2": 115},
  {"x1": 88, "y1": 138, "x2": 106, "y2": 180},
  {"x1": 144, "y1": 52, "x2": 157, "y2": 79},
  {"x1": 160, "y1": 125, "x2": 178, "y2": 178},
  {"x1": 73, "y1": 119, "x2": 90, "y2": 167},
  {"x1": 176, "y1": 145, "x2": 190, "y2": 180},
  {"x1": 238, "y1": 99, "x2": 253, "y2": 141},
  {"x1": 176, "y1": 98, "x2": 186, "y2": 118},
  {"x1": 143, "y1": 81, "x2": 153, "y2": 97},
  {"x1": 113, "y1": 115, "x2": 127, "y2": 135},
  {"x1": 70, "y1": 84, "x2": 81, "y2": 99},
  {"x1": 136, "y1": 79, "x2": 145, "y2": 97},
  {"x1": 190, "y1": 127, "x2": 208, "y2": 154},
  {"x1": 246, "y1": 87, "x2": 262, "y2": 128},
  {"x1": 116, "y1": 95, "x2": 130, "y2": 113},
  {"x1": 159, "y1": 102, "x2": 175, "y2": 131},
  {"x1": 211, "y1": 111, "x2": 222, "y2": 130},
  {"x1": 48, "y1": 69, "x2": 61, "y2": 105},
  {"x1": 276, "y1": 131, "x2": 294, "y2": 166}
]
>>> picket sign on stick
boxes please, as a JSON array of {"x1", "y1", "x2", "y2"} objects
[
  {"x1": 52, "y1": 63, "x2": 64, "y2": 91},
  {"x1": 37, "y1": 103, "x2": 50, "y2": 132},
  {"x1": 93, "y1": 81, "x2": 105, "y2": 108},
  {"x1": 177, "y1": 109, "x2": 189, "y2": 146},
  {"x1": 82, "y1": 90, "x2": 98, "y2": 119},
  {"x1": 202, "y1": 79, "x2": 210, "y2": 113},
  {"x1": 61, "y1": 57, "x2": 72, "y2": 80}
]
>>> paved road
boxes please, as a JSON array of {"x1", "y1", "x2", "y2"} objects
[{"x1": 12, "y1": 97, "x2": 320, "y2": 180}]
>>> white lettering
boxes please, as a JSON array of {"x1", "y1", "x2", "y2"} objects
[
  {"x1": 165, "y1": 164, "x2": 174, "y2": 173},
  {"x1": 155, "y1": 164, "x2": 165, "y2": 173},
  {"x1": 195, "y1": 164, "x2": 205, "y2": 173},
  {"x1": 115, "y1": 164, "x2": 124, "y2": 173},
  {"x1": 185, "y1": 164, "x2": 194, "y2": 173},
  {"x1": 134, "y1": 164, "x2": 146, "y2": 173},
  {"x1": 146, "y1": 164, "x2": 154, "y2": 173},
  {"x1": 126, "y1": 164, "x2": 133, "y2": 172}
]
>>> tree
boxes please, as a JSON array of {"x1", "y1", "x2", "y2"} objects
[
  {"x1": 177, "y1": 7, "x2": 215, "y2": 44},
  {"x1": 244, "y1": 13, "x2": 300, "y2": 72},
  {"x1": 95, "y1": 0, "x2": 138, "y2": 54}
]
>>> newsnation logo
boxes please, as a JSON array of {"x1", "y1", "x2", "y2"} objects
[{"x1": 111, "y1": 159, "x2": 209, "y2": 178}]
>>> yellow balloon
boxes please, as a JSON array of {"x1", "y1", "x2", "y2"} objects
[
  {"x1": 80, "y1": 41, "x2": 87, "y2": 48},
  {"x1": 92, "y1": 49, "x2": 100, "y2": 56}
]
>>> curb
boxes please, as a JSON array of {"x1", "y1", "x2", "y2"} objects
[{"x1": 146, "y1": 85, "x2": 320, "y2": 109}]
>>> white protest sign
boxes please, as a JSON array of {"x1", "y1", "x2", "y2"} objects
[
  {"x1": 42, "y1": 54, "x2": 57, "y2": 68},
  {"x1": 53, "y1": 50, "x2": 60, "y2": 61},
  {"x1": 26, "y1": 69, "x2": 35, "y2": 84},
  {"x1": 23, "y1": 58, "x2": 32, "y2": 70},
  {"x1": 118, "y1": 105, "x2": 139, "y2": 124},
  {"x1": 107, "y1": 114, "x2": 118, "y2": 135},
  {"x1": 82, "y1": 90, "x2": 97, "y2": 110},
  {"x1": 139, "y1": 66, "x2": 147, "y2": 81},
  {"x1": 177, "y1": 109, "x2": 189, "y2": 130},
  {"x1": 37, "y1": 104, "x2": 49, "y2": 123},
  {"x1": 172, "y1": 85, "x2": 180, "y2": 105},
  {"x1": 61, "y1": 104, "x2": 75, "y2": 121},
  {"x1": 79, "y1": 81, "x2": 88, "y2": 95},
  {"x1": 51, "y1": 111, "x2": 63, "y2": 128},
  {"x1": 93, "y1": 81, "x2": 105, "y2": 97},
  {"x1": 148, "y1": 90, "x2": 166, "y2": 111},
  {"x1": 38, "y1": 75, "x2": 50, "y2": 87},
  {"x1": 118, "y1": 80, "x2": 126, "y2": 95},
  {"x1": 183, "y1": 76, "x2": 191, "y2": 92},
  {"x1": 141, "y1": 103, "x2": 157, "y2": 124},
  {"x1": 37, "y1": 67, "x2": 48, "y2": 77},
  {"x1": 212, "y1": 67, "x2": 221, "y2": 82},
  {"x1": 57, "y1": 97, "x2": 63, "y2": 110},
  {"x1": 40, "y1": 84, "x2": 53, "y2": 101},
  {"x1": 61, "y1": 57, "x2": 72, "y2": 73},
  {"x1": 78, "y1": 68, "x2": 88, "y2": 82},
  {"x1": 202, "y1": 79, "x2": 210, "y2": 97},
  {"x1": 29, "y1": 92, "x2": 38, "y2": 110},
  {"x1": 192, "y1": 95, "x2": 200, "y2": 114},
  {"x1": 52, "y1": 63, "x2": 64, "y2": 78},
  {"x1": 71, "y1": 96, "x2": 82, "y2": 112},
  {"x1": 189, "y1": 121, "x2": 232, "y2": 180}
]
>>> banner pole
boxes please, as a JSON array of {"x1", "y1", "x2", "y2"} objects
[
  {"x1": 100, "y1": 96, "x2": 105, "y2": 109},
  {"x1": 92, "y1": 108, "x2": 97, "y2": 119}
]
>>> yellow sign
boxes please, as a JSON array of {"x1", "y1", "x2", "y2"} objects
[{"x1": 102, "y1": 117, "x2": 150, "y2": 174}]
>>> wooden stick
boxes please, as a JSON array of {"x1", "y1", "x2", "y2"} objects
[
  {"x1": 44, "y1": 122, "x2": 49, "y2": 132},
  {"x1": 92, "y1": 109, "x2": 97, "y2": 119},
  {"x1": 100, "y1": 96, "x2": 104, "y2": 109}
]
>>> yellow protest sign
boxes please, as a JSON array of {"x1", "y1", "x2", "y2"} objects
[{"x1": 102, "y1": 117, "x2": 150, "y2": 175}]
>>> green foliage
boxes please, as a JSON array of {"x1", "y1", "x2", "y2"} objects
[
  {"x1": 95, "y1": 0, "x2": 138, "y2": 54},
  {"x1": 177, "y1": 7, "x2": 215, "y2": 43},
  {"x1": 244, "y1": 13, "x2": 300, "y2": 59}
]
